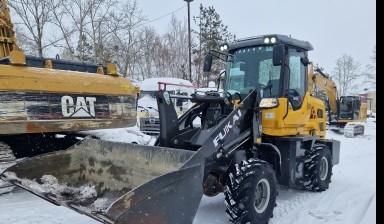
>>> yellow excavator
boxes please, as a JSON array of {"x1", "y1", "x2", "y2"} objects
[
  {"x1": 309, "y1": 67, "x2": 367, "y2": 137},
  {"x1": 2, "y1": 34, "x2": 343, "y2": 224},
  {"x1": 0, "y1": 0, "x2": 138, "y2": 194}
]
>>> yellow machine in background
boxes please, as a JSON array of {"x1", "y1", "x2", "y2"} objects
[
  {"x1": 308, "y1": 66, "x2": 367, "y2": 137},
  {"x1": 0, "y1": 0, "x2": 138, "y2": 193}
]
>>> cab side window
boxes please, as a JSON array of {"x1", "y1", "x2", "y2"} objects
[{"x1": 287, "y1": 49, "x2": 306, "y2": 110}]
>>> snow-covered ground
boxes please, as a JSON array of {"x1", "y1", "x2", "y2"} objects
[{"x1": 0, "y1": 119, "x2": 376, "y2": 224}]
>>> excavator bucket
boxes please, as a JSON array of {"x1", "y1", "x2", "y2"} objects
[{"x1": 0, "y1": 138, "x2": 204, "y2": 224}]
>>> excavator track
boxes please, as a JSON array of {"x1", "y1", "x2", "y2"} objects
[
  {"x1": 344, "y1": 123, "x2": 365, "y2": 138},
  {"x1": 0, "y1": 142, "x2": 16, "y2": 195},
  {"x1": 327, "y1": 122, "x2": 365, "y2": 138}
]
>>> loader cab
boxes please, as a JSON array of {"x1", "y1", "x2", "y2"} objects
[{"x1": 208, "y1": 35, "x2": 313, "y2": 111}]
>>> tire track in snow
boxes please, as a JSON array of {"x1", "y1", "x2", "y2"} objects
[
  {"x1": 269, "y1": 186, "x2": 313, "y2": 223},
  {"x1": 357, "y1": 193, "x2": 376, "y2": 224}
]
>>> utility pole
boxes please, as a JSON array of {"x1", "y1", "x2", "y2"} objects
[
  {"x1": 184, "y1": 0, "x2": 193, "y2": 82},
  {"x1": 198, "y1": 5, "x2": 202, "y2": 88}
]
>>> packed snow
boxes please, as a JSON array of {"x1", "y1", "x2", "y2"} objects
[
  {"x1": 4, "y1": 173, "x2": 98, "y2": 205},
  {"x1": 0, "y1": 118, "x2": 376, "y2": 224}
]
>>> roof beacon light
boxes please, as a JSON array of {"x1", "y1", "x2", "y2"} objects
[
  {"x1": 271, "y1": 37, "x2": 277, "y2": 44},
  {"x1": 264, "y1": 38, "x2": 270, "y2": 44}
]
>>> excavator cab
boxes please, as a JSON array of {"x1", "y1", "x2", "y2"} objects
[
  {"x1": 332, "y1": 95, "x2": 367, "y2": 137},
  {"x1": 339, "y1": 96, "x2": 362, "y2": 120}
]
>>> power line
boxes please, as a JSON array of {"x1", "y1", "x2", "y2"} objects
[{"x1": 137, "y1": 4, "x2": 187, "y2": 27}]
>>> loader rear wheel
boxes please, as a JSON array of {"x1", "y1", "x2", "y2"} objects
[
  {"x1": 303, "y1": 144, "x2": 332, "y2": 192},
  {"x1": 224, "y1": 159, "x2": 277, "y2": 224}
]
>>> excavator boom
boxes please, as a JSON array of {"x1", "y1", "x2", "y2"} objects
[{"x1": 0, "y1": 0, "x2": 19, "y2": 57}]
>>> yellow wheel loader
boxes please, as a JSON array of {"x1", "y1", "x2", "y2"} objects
[
  {"x1": 0, "y1": 1, "x2": 138, "y2": 194},
  {"x1": 2, "y1": 35, "x2": 342, "y2": 223}
]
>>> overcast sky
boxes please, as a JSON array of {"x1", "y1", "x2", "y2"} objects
[{"x1": 137, "y1": 0, "x2": 376, "y2": 91}]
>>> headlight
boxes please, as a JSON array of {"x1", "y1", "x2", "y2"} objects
[
  {"x1": 259, "y1": 98, "x2": 279, "y2": 108},
  {"x1": 219, "y1": 44, "x2": 228, "y2": 51}
]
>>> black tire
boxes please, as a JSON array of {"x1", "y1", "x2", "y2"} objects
[
  {"x1": 303, "y1": 144, "x2": 332, "y2": 192},
  {"x1": 224, "y1": 159, "x2": 277, "y2": 224}
]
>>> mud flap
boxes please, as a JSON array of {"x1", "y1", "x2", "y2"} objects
[{"x1": 1, "y1": 138, "x2": 203, "y2": 224}]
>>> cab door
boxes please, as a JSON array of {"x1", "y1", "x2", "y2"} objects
[{"x1": 283, "y1": 49, "x2": 311, "y2": 126}]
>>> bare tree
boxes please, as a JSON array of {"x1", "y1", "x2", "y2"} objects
[
  {"x1": 364, "y1": 45, "x2": 376, "y2": 88},
  {"x1": 49, "y1": 0, "x2": 146, "y2": 66},
  {"x1": 110, "y1": 0, "x2": 146, "y2": 78},
  {"x1": 163, "y1": 15, "x2": 189, "y2": 79},
  {"x1": 48, "y1": 0, "x2": 76, "y2": 59},
  {"x1": 332, "y1": 54, "x2": 361, "y2": 96},
  {"x1": 8, "y1": 0, "x2": 52, "y2": 57},
  {"x1": 13, "y1": 24, "x2": 34, "y2": 54},
  {"x1": 50, "y1": 0, "x2": 98, "y2": 61},
  {"x1": 137, "y1": 27, "x2": 158, "y2": 80},
  {"x1": 152, "y1": 37, "x2": 169, "y2": 77},
  {"x1": 86, "y1": 0, "x2": 121, "y2": 63}
]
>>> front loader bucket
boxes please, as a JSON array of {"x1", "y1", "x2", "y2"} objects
[{"x1": 1, "y1": 138, "x2": 203, "y2": 224}]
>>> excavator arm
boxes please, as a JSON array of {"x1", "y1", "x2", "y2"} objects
[
  {"x1": 308, "y1": 63, "x2": 338, "y2": 116},
  {"x1": 0, "y1": 0, "x2": 19, "y2": 57}
]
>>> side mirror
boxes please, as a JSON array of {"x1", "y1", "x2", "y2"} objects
[
  {"x1": 273, "y1": 44, "x2": 286, "y2": 66},
  {"x1": 300, "y1": 57, "x2": 310, "y2": 66},
  {"x1": 203, "y1": 54, "x2": 213, "y2": 72}
]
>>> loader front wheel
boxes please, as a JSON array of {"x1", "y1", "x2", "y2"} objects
[
  {"x1": 224, "y1": 159, "x2": 277, "y2": 224},
  {"x1": 303, "y1": 144, "x2": 332, "y2": 192}
]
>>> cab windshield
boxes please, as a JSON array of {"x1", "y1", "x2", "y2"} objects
[
  {"x1": 339, "y1": 96, "x2": 360, "y2": 119},
  {"x1": 226, "y1": 46, "x2": 282, "y2": 97}
]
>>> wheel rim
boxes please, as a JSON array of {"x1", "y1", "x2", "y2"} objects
[
  {"x1": 254, "y1": 178, "x2": 271, "y2": 213},
  {"x1": 320, "y1": 157, "x2": 329, "y2": 181}
]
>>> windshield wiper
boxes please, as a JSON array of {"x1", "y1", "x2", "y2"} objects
[{"x1": 265, "y1": 71, "x2": 273, "y2": 96}]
